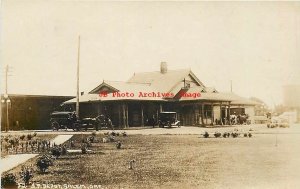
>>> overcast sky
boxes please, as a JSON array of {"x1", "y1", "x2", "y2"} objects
[{"x1": 1, "y1": 1, "x2": 300, "y2": 108}]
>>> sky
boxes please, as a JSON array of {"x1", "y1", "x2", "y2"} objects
[{"x1": 1, "y1": 1, "x2": 300, "y2": 108}]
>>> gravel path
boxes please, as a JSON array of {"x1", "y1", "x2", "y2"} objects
[{"x1": 0, "y1": 134, "x2": 73, "y2": 174}]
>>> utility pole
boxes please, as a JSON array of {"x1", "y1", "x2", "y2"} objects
[
  {"x1": 5, "y1": 65, "x2": 8, "y2": 94},
  {"x1": 230, "y1": 80, "x2": 233, "y2": 93},
  {"x1": 6, "y1": 65, "x2": 9, "y2": 132},
  {"x1": 76, "y1": 36, "x2": 80, "y2": 117},
  {"x1": 3, "y1": 65, "x2": 11, "y2": 132}
]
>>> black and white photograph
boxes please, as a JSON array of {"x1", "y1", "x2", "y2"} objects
[{"x1": 1, "y1": 1, "x2": 300, "y2": 188}]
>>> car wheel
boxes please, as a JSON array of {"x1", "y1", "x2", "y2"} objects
[
  {"x1": 73, "y1": 123, "x2": 80, "y2": 131},
  {"x1": 51, "y1": 121, "x2": 59, "y2": 131}
]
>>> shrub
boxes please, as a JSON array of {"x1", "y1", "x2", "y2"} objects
[
  {"x1": 88, "y1": 136, "x2": 95, "y2": 143},
  {"x1": 36, "y1": 156, "x2": 52, "y2": 173},
  {"x1": 214, "y1": 132, "x2": 221, "y2": 138},
  {"x1": 61, "y1": 145, "x2": 67, "y2": 155},
  {"x1": 248, "y1": 133, "x2": 252, "y2": 138},
  {"x1": 19, "y1": 166, "x2": 34, "y2": 186},
  {"x1": 27, "y1": 134, "x2": 33, "y2": 140},
  {"x1": 70, "y1": 140, "x2": 75, "y2": 148},
  {"x1": 91, "y1": 131, "x2": 97, "y2": 136},
  {"x1": 231, "y1": 133, "x2": 239, "y2": 138},
  {"x1": 87, "y1": 140, "x2": 92, "y2": 147},
  {"x1": 51, "y1": 147, "x2": 61, "y2": 159},
  {"x1": 203, "y1": 132, "x2": 209, "y2": 138},
  {"x1": 81, "y1": 143, "x2": 87, "y2": 154},
  {"x1": 108, "y1": 135, "x2": 115, "y2": 142},
  {"x1": 116, "y1": 141, "x2": 121, "y2": 149},
  {"x1": 223, "y1": 133, "x2": 228, "y2": 138},
  {"x1": 20, "y1": 135, "x2": 26, "y2": 140},
  {"x1": 8, "y1": 139, "x2": 15, "y2": 147},
  {"x1": 1, "y1": 173, "x2": 17, "y2": 188}
]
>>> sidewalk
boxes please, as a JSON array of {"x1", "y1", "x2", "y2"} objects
[{"x1": 0, "y1": 134, "x2": 73, "y2": 174}]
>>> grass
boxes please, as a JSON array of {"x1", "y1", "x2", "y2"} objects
[{"x1": 4, "y1": 133, "x2": 300, "y2": 189}]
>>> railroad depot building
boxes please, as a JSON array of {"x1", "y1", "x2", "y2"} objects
[{"x1": 64, "y1": 63, "x2": 257, "y2": 127}]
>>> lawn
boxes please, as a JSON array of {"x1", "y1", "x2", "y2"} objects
[{"x1": 4, "y1": 132, "x2": 300, "y2": 189}]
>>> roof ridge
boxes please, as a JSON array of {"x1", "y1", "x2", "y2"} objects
[
  {"x1": 126, "y1": 81, "x2": 152, "y2": 85},
  {"x1": 104, "y1": 80, "x2": 126, "y2": 83},
  {"x1": 133, "y1": 68, "x2": 191, "y2": 75},
  {"x1": 105, "y1": 80, "x2": 151, "y2": 85}
]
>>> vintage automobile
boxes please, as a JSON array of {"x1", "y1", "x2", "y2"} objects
[
  {"x1": 158, "y1": 112, "x2": 180, "y2": 128},
  {"x1": 50, "y1": 111, "x2": 112, "y2": 131},
  {"x1": 81, "y1": 114, "x2": 113, "y2": 131},
  {"x1": 50, "y1": 111, "x2": 79, "y2": 131}
]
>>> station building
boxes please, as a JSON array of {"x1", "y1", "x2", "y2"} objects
[{"x1": 64, "y1": 62, "x2": 257, "y2": 127}]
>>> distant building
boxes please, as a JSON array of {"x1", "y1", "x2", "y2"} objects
[
  {"x1": 1, "y1": 94, "x2": 74, "y2": 130},
  {"x1": 64, "y1": 62, "x2": 257, "y2": 127}
]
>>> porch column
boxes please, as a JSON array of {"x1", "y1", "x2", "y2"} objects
[
  {"x1": 118, "y1": 104, "x2": 121, "y2": 127},
  {"x1": 194, "y1": 104, "x2": 198, "y2": 125},
  {"x1": 228, "y1": 102, "x2": 231, "y2": 125},
  {"x1": 220, "y1": 103, "x2": 223, "y2": 125},
  {"x1": 126, "y1": 103, "x2": 129, "y2": 128},
  {"x1": 141, "y1": 104, "x2": 144, "y2": 126},
  {"x1": 201, "y1": 103, "x2": 204, "y2": 126},
  {"x1": 224, "y1": 105, "x2": 228, "y2": 125},
  {"x1": 156, "y1": 109, "x2": 159, "y2": 125},
  {"x1": 97, "y1": 103, "x2": 101, "y2": 115},
  {"x1": 122, "y1": 103, "x2": 126, "y2": 128},
  {"x1": 159, "y1": 104, "x2": 163, "y2": 112},
  {"x1": 211, "y1": 103, "x2": 214, "y2": 126}
]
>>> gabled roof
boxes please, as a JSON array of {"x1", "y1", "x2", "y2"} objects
[
  {"x1": 89, "y1": 80, "x2": 153, "y2": 94},
  {"x1": 228, "y1": 93, "x2": 259, "y2": 105},
  {"x1": 63, "y1": 92, "x2": 165, "y2": 104},
  {"x1": 64, "y1": 68, "x2": 256, "y2": 106},
  {"x1": 176, "y1": 87, "x2": 258, "y2": 105},
  {"x1": 205, "y1": 87, "x2": 218, "y2": 93},
  {"x1": 127, "y1": 69, "x2": 205, "y2": 93}
]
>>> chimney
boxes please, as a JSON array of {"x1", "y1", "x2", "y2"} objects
[{"x1": 160, "y1": 62, "x2": 167, "y2": 74}]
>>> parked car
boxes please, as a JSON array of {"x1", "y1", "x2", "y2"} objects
[
  {"x1": 50, "y1": 111, "x2": 112, "y2": 131},
  {"x1": 81, "y1": 114, "x2": 113, "y2": 131},
  {"x1": 50, "y1": 111, "x2": 79, "y2": 131},
  {"x1": 158, "y1": 112, "x2": 180, "y2": 128}
]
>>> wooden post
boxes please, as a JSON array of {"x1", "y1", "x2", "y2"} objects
[
  {"x1": 126, "y1": 103, "x2": 129, "y2": 128},
  {"x1": 156, "y1": 107, "x2": 159, "y2": 122},
  {"x1": 122, "y1": 104, "x2": 126, "y2": 128},
  {"x1": 141, "y1": 104, "x2": 144, "y2": 126},
  {"x1": 193, "y1": 105, "x2": 198, "y2": 125},
  {"x1": 118, "y1": 104, "x2": 121, "y2": 127},
  {"x1": 201, "y1": 103, "x2": 204, "y2": 126},
  {"x1": 220, "y1": 103, "x2": 223, "y2": 125},
  {"x1": 211, "y1": 103, "x2": 214, "y2": 126},
  {"x1": 76, "y1": 36, "x2": 80, "y2": 117},
  {"x1": 228, "y1": 102, "x2": 231, "y2": 125}
]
